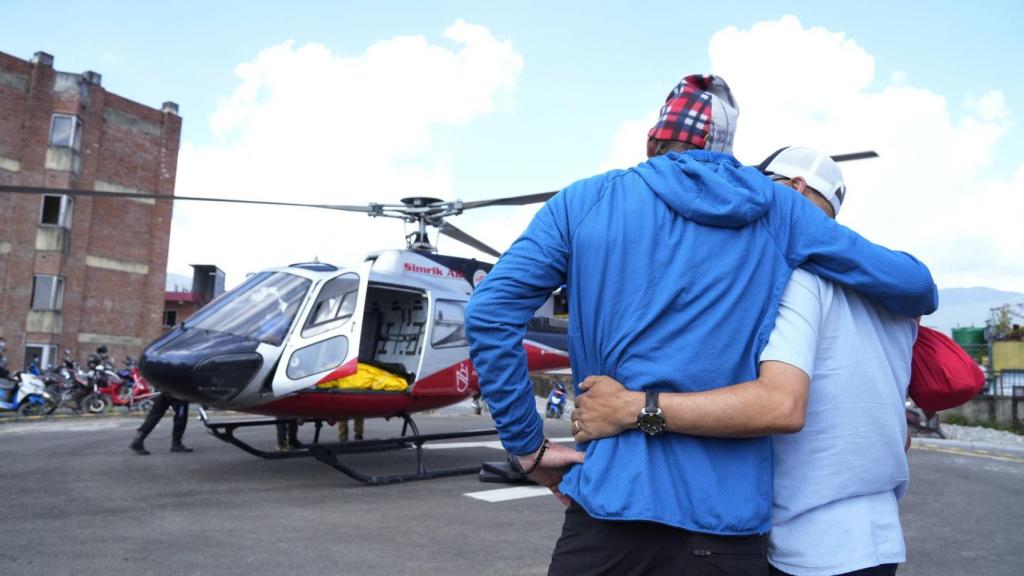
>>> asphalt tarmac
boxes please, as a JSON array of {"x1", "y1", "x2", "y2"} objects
[{"x1": 0, "y1": 412, "x2": 1021, "y2": 576}]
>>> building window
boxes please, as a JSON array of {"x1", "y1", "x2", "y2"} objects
[
  {"x1": 49, "y1": 114, "x2": 83, "y2": 151},
  {"x1": 31, "y1": 275, "x2": 65, "y2": 310},
  {"x1": 24, "y1": 344, "x2": 57, "y2": 371},
  {"x1": 39, "y1": 194, "x2": 73, "y2": 227},
  {"x1": 163, "y1": 310, "x2": 178, "y2": 327}
]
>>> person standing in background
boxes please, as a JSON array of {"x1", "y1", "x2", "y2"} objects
[{"x1": 130, "y1": 390, "x2": 192, "y2": 455}]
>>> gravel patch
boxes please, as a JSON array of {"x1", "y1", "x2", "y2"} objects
[{"x1": 940, "y1": 423, "x2": 1024, "y2": 448}]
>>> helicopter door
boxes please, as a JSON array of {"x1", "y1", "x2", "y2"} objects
[{"x1": 271, "y1": 263, "x2": 371, "y2": 397}]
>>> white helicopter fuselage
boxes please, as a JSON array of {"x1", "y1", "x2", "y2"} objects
[{"x1": 140, "y1": 249, "x2": 569, "y2": 420}]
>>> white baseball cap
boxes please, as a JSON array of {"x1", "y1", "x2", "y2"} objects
[{"x1": 757, "y1": 146, "x2": 847, "y2": 216}]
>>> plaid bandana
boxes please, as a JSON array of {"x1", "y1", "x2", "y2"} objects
[{"x1": 647, "y1": 74, "x2": 739, "y2": 156}]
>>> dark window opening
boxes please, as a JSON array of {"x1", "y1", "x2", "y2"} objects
[
  {"x1": 163, "y1": 310, "x2": 178, "y2": 327},
  {"x1": 357, "y1": 285, "x2": 425, "y2": 382},
  {"x1": 41, "y1": 195, "x2": 62, "y2": 225}
]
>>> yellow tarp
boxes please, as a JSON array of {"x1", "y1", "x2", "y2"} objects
[{"x1": 317, "y1": 363, "x2": 408, "y2": 392}]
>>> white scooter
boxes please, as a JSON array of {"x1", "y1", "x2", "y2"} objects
[{"x1": 0, "y1": 371, "x2": 56, "y2": 416}]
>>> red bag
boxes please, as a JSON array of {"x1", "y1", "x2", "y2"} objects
[{"x1": 909, "y1": 326, "x2": 985, "y2": 412}]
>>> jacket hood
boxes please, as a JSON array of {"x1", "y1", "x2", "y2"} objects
[{"x1": 632, "y1": 150, "x2": 772, "y2": 228}]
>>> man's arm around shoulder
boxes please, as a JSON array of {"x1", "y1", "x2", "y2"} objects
[{"x1": 767, "y1": 181, "x2": 938, "y2": 318}]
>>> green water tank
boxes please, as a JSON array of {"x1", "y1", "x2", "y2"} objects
[{"x1": 952, "y1": 327, "x2": 986, "y2": 346}]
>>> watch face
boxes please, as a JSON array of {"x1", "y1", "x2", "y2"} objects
[{"x1": 637, "y1": 411, "x2": 665, "y2": 436}]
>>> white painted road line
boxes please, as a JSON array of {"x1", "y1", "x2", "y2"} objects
[
  {"x1": 464, "y1": 486, "x2": 553, "y2": 503},
  {"x1": 425, "y1": 437, "x2": 574, "y2": 451},
  {"x1": 424, "y1": 440, "x2": 505, "y2": 450}
]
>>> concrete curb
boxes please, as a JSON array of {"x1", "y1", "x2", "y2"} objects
[
  {"x1": 0, "y1": 410, "x2": 146, "y2": 424},
  {"x1": 912, "y1": 437, "x2": 1024, "y2": 459},
  {"x1": 0, "y1": 408, "x2": 243, "y2": 425}
]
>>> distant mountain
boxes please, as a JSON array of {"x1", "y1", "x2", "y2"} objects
[{"x1": 923, "y1": 287, "x2": 1024, "y2": 335}]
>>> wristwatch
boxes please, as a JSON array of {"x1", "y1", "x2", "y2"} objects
[{"x1": 637, "y1": 390, "x2": 665, "y2": 436}]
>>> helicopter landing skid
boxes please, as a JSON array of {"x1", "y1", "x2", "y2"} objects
[
  {"x1": 308, "y1": 415, "x2": 499, "y2": 486},
  {"x1": 196, "y1": 408, "x2": 317, "y2": 460},
  {"x1": 197, "y1": 407, "x2": 498, "y2": 484}
]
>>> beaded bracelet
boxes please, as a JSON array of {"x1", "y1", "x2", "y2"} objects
[{"x1": 516, "y1": 438, "x2": 550, "y2": 476}]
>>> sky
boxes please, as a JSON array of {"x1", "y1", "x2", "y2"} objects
[{"x1": 4, "y1": 1, "x2": 1023, "y2": 294}]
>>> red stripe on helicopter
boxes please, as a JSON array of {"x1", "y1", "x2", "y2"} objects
[
  {"x1": 250, "y1": 390, "x2": 461, "y2": 419},
  {"x1": 409, "y1": 341, "x2": 569, "y2": 397},
  {"x1": 523, "y1": 340, "x2": 571, "y2": 372}
]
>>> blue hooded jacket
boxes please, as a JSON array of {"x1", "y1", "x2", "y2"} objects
[{"x1": 465, "y1": 151, "x2": 937, "y2": 535}]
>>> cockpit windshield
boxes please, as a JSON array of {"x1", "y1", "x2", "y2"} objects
[{"x1": 187, "y1": 272, "x2": 311, "y2": 346}]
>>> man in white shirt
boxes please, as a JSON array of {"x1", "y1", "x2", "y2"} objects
[{"x1": 571, "y1": 146, "x2": 917, "y2": 576}]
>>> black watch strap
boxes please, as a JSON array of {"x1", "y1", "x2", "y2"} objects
[
  {"x1": 646, "y1": 390, "x2": 659, "y2": 411},
  {"x1": 637, "y1": 390, "x2": 665, "y2": 436}
]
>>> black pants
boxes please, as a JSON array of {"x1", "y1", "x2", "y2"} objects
[
  {"x1": 771, "y1": 564, "x2": 898, "y2": 576},
  {"x1": 276, "y1": 420, "x2": 299, "y2": 444},
  {"x1": 138, "y1": 393, "x2": 189, "y2": 443},
  {"x1": 548, "y1": 501, "x2": 768, "y2": 576}
]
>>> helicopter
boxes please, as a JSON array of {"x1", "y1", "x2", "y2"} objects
[
  {"x1": 0, "y1": 182, "x2": 572, "y2": 484},
  {"x1": 0, "y1": 150, "x2": 878, "y2": 484}
]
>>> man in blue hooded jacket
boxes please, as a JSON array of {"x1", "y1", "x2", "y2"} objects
[
  {"x1": 465, "y1": 75, "x2": 938, "y2": 575},
  {"x1": 571, "y1": 147, "x2": 918, "y2": 576}
]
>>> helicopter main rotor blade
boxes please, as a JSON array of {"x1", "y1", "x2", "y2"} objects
[
  {"x1": 0, "y1": 184, "x2": 375, "y2": 213},
  {"x1": 439, "y1": 222, "x2": 501, "y2": 258},
  {"x1": 459, "y1": 191, "x2": 559, "y2": 210},
  {"x1": 830, "y1": 151, "x2": 879, "y2": 163}
]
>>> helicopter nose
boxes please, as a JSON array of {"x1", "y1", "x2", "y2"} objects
[{"x1": 140, "y1": 328, "x2": 264, "y2": 404}]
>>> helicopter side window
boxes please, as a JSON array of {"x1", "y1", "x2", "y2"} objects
[
  {"x1": 431, "y1": 300, "x2": 468, "y2": 349},
  {"x1": 286, "y1": 336, "x2": 349, "y2": 380},
  {"x1": 302, "y1": 273, "x2": 360, "y2": 338}
]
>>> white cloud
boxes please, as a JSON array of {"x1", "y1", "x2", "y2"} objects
[
  {"x1": 603, "y1": 114, "x2": 657, "y2": 172},
  {"x1": 605, "y1": 15, "x2": 1023, "y2": 292},
  {"x1": 168, "y1": 20, "x2": 523, "y2": 286}
]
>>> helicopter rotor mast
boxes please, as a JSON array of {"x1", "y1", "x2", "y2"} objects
[{"x1": 329, "y1": 194, "x2": 563, "y2": 257}]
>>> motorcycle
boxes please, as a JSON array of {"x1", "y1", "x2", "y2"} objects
[
  {"x1": 545, "y1": 382, "x2": 568, "y2": 419},
  {"x1": 45, "y1": 350, "x2": 95, "y2": 413},
  {"x1": 100, "y1": 356, "x2": 157, "y2": 412},
  {"x1": 78, "y1": 346, "x2": 121, "y2": 414},
  {"x1": 0, "y1": 371, "x2": 57, "y2": 416}
]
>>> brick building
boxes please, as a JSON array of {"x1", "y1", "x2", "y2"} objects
[{"x1": 0, "y1": 50, "x2": 181, "y2": 369}]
